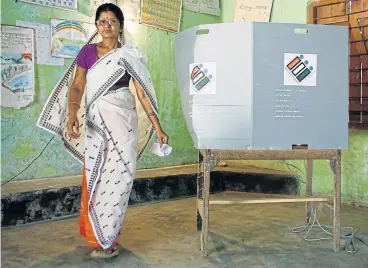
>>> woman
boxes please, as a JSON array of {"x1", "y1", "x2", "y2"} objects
[{"x1": 37, "y1": 3, "x2": 168, "y2": 258}]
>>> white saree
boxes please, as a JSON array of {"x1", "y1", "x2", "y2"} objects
[{"x1": 36, "y1": 32, "x2": 158, "y2": 249}]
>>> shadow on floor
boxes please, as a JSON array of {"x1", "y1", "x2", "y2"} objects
[
  {"x1": 206, "y1": 232, "x2": 368, "y2": 268},
  {"x1": 29, "y1": 245, "x2": 152, "y2": 268}
]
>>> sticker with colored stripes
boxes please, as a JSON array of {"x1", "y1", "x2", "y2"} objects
[
  {"x1": 284, "y1": 53, "x2": 317, "y2": 86},
  {"x1": 189, "y1": 62, "x2": 216, "y2": 95}
]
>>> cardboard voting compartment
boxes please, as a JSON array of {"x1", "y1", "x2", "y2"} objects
[{"x1": 174, "y1": 22, "x2": 349, "y2": 150}]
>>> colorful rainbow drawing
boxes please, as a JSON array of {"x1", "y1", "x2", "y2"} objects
[{"x1": 54, "y1": 21, "x2": 86, "y2": 34}]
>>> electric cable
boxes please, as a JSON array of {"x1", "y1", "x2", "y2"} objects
[
  {"x1": 282, "y1": 160, "x2": 306, "y2": 184},
  {"x1": 291, "y1": 207, "x2": 368, "y2": 253},
  {"x1": 283, "y1": 159, "x2": 367, "y2": 253},
  {"x1": 1, "y1": 136, "x2": 55, "y2": 186}
]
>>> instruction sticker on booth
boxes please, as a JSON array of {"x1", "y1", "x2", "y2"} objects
[
  {"x1": 284, "y1": 53, "x2": 317, "y2": 87},
  {"x1": 189, "y1": 62, "x2": 216, "y2": 95}
]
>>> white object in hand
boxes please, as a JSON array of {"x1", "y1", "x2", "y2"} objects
[{"x1": 150, "y1": 143, "x2": 172, "y2": 157}]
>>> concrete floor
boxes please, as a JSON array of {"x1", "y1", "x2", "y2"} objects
[{"x1": 2, "y1": 192, "x2": 368, "y2": 268}]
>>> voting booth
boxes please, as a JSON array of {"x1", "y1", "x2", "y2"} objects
[
  {"x1": 175, "y1": 22, "x2": 349, "y2": 150},
  {"x1": 174, "y1": 22, "x2": 349, "y2": 256}
]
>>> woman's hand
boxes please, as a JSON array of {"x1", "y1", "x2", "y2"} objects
[
  {"x1": 67, "y1": 112, "x2": 81, "y2": 139},
  {"x1": 156, "y1": 128, "x2": 169, "y2": 148},
  {"x1": 131, "y1": 78, "x2": 169, "y2": 147}
]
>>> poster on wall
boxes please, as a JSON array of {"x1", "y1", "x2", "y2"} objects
[
  {"x1": 16, "y1": 21, "x2": 64, "y2": 66},
  {"x1": 1, "y1": 25, "x2": 35, "y2": 109},
  {"x1": 233, "y1": 0, "x2": 274, "y2": 22},
  {"x1": 183, "y1": 0, "x2": 220, "y2": 16},
  {"x1": 91, "y1": 0, "x2": 139, "y2": 22},
  {"x1": 91, "y1": 0, "x2": 117, "y2": 18},
  {"x1": 120, "y1": 0, "x2": 140, "y2": 22},
  {"x1": 51, "y1": 19, "x2": 95, "y2": 58},
  {"x1": 19, "y1": 0, "x2": 77, "y2": 11},
  {"x1": 140, "y1": 0, "x2": 182, "y2": 33}
]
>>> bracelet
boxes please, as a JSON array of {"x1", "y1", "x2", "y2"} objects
[
  {"x1": 148, "y1": 112, "x2": 156, "y2": 117},
  {"x1": 69, "y1": 102, "x2": 80, "y2": 107}
]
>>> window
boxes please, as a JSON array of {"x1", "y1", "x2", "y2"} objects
[{"x1": 309, "y1": 0, "x2": 368, "y2": 128}]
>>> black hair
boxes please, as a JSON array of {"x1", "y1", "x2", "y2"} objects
[{"x1": 95, "y1": 3, "x2": 125, "y2": 25}]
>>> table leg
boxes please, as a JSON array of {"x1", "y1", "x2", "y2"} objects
[
  {"x1": 197, "y1": 150, "x2": 204, "y2": 231},
  {"x1": 306, "y1": 159, "x2": 313, "y2": 224},
  {"x1": 333, "y1": 150, "x2": 341, "y2": 252},
  {"x1": 201, "y1": 150, "x2": 211, "y2": 256}
]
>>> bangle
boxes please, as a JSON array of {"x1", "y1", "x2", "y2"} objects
[{"x1": 69, "y1": 102, "x2": 80, "y2": 107}]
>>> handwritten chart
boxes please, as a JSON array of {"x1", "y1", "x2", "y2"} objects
[
  {"x1": 140, "y1": 0, "x2": 182, "y2": 33},
  {"x1": 183, "y1": 0, "x2": 220, "y2": 16},
  {"x1": 1, "y1": 25, "x2": 35, "y2": 108},
  {"x1": 90, "y1": 0, "x2": 117, "y2": 18},
  {"x1": 19, "y1": 0, "x2": 77, "y2": 11},
  {"x1": 16, "y1": 21, "x2": 64, "y2": 66},
  {"x1": 121, "y1": 0, "x2": 140, "y2": 22},
  {"x1": 234, "y1": 0, "x2": 274, "y2": 22}
]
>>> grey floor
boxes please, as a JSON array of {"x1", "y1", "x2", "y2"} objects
[{"x1": 2, "y1": 192, "x2": 368, "y2": 268}]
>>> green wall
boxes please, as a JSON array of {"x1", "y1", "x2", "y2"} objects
[
  {"x1": 1, "y1": 0, "x2": 367, "y2": 205},
  {"x1": 1, "y1": 0, "x2": 220, "y2": 181}
]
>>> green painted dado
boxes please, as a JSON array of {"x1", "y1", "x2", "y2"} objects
[{"x1": 1, "y1": 0, "x2": 367, "y2": 205}]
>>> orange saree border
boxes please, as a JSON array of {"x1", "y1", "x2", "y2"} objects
[
  {"x1": 79, "y1": 166, "x2": 120, "y2": 248},
  {"x1": 79, "y1": 167, "x2": 100, "y2": 248}
]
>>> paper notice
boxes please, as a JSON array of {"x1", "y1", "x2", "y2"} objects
[
  {"x1": 233, "y1": 0, "x2": 274, "y2": 22},
  {"x1": 92, "y1": 0, "x2": 139, "y2": 22},
  {"x1": 91, "y1": 0, "x2": 117, "y2": 18},
  {"x1": 16, "y1": 21, "x2": 64, "y2": 66},
  {"x1": 1, "y1": 25, "x2": 35, "y2": 108},
  {"x1": 121, "y1": 0, "x2": 140, "y2": 22},
  {"x1": 19, "y1": 0, "x2": 77, "y2": 11},
  {"x1": 199, "y1": 0, "x2": 220, "y2": 16},
  {"x1": 183, "y1": 0, "x2": 199, "y2": 12},
  {"x1": 183, "y1": 0, "x2": 220, "y2": 16}
]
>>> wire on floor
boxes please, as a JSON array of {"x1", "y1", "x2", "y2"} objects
[
  {"x1": 291, "y1": 207, "x2": 368, "y2": 253},
  {"x1": 1, "y1": 136, "x2": 55, "y2": 186}
]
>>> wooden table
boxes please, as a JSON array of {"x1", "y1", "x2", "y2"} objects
[{"x1": 196, "y1": 149, "x2": 342, "y2": 256}]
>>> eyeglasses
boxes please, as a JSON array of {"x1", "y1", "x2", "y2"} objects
[{"x1": 95, "y1": 19, "x2": 120, "y2": 26}]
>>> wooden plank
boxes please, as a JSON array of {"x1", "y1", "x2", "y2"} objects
[
  {"x1": 333, "y1": 150, "x2": 342, "y2": 252},
  {"x1": 197, "y1": 199, "x2": 203, "y2": 218},
  {"x1": 209, "y1": 197, "x2": 328, "y2": 205},
  {"x1": 349, "y1": 103, "x2": 368, "y2": 111},
  {"x1": 215, "y1": 163, "x2": 293, "y2": 176},
  {"x1": 317, "y1": 15, "x2": 348, "y2": 25},
  {"x1": 208, "y1": 149, "x2": 338, "y2": 160},
  {"x1": 306, "y1": 160, "x2": 313, "y2": 196},
  {"x1": 309, "y1": 0, "x2": 347, "y2": 24},
  {"x1": 306, "y1": 160, "x2": 314, "y2": 221},
  {"x1": 351, "y1": 0, "x2": 366, "y2": 12}
]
